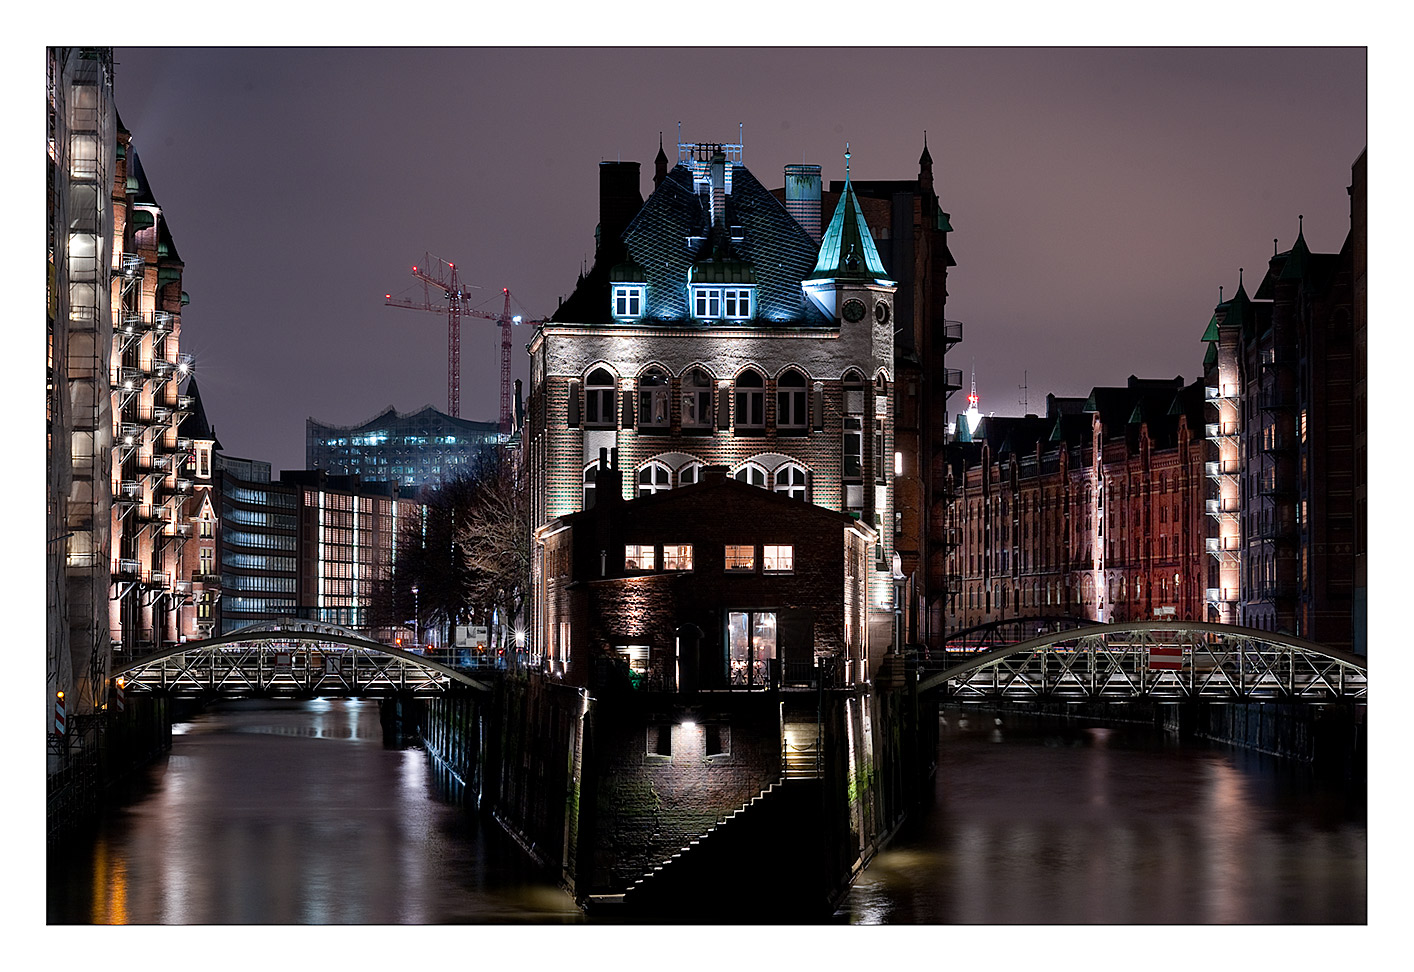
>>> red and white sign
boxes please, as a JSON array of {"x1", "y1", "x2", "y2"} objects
[
  {"x1": 1148, "y1": 645, "x2": 1183, "y2": 670},
  {"x1": 54, "y1": 693, "x2": 66, "y2": 735}
]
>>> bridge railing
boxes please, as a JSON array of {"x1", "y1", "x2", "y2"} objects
[{"x1": 917, "y1": 623, "x2": 1367, "y2": 703}]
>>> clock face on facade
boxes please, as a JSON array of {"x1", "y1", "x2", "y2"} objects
[
  {"x1": 874, "y1": 300, "x2": 891, "y2": 325},
  {"x1": 842, "y1": 298, "x2": 866, "y2": 323}
]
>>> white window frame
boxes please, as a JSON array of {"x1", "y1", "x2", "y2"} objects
[
  {"x1": 776, "y1": 369, "x2": 808, "y2": 431},
  {"x1": 735, "y1": 370, "x2": 765, "y2": 431},
  {"x1": 637, "y1": 461, "x2": 671, "y2": 497},
  {"x1": 693, "y1": 286, "x2": 723, "y2": 320},
  {"x1": 583, "y1": 461, "x2": 599, "y2": 510},
  {"x1": 678, "y1": 461, "x2": 704, "y2": 487},
  {"x1": 733, "y1": 463, "x2": 767, "y2": 488},
  {"x1": 723, "y1": 287, "x2": 752, "y2": 319},
  {"x1": 585, "y1": 368, "x2": 616, "y2": 428},
  {"x1": 638, "y1": 370, "x2": 671, "y2": 429},
  {"x1": 774, "y1": 463, "x2": 809, "y2": 501},
  {"x1": 680, "y1": 368, "x2": 714, "y2": 430},
  {"x1": 763, "y1": 544, "x2": 794, "y2": 573},
  {"x1": 612, "y1": 284, "x2": 644, "y2": 319}
]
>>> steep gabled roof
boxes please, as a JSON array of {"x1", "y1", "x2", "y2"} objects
[
  {"x1": 808, "y1": 162, "x2": 892, "y2": 284},
  {"x1": 552, "y1": 162, "x2": 827, "y2": 325},
  {"x1": 177, "y1": 376, "x2": 221, "y2": 449}
]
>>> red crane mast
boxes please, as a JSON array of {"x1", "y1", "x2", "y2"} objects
[{"x1": 385, "y1": 254, "x2": 533, "y2": 431}]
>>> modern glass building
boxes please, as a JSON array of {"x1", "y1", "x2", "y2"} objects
[{"x1": 306, "y1": 405, "x2": 501, "y2": 488}]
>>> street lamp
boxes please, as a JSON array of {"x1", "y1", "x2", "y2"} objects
[
  {"x1": 411, "y1": 584, "x2": 420, "y2": 652},
  {"x1": 890, "y1": 552, "x2": 905, "y2": 659}
]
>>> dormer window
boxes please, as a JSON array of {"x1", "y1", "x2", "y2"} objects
[
  {"x1": 613, "y1": 285, "x2": 644, "y2": 319},
  {"x1": 693, "y1": 286, "x2": 752, "y2": 321}
]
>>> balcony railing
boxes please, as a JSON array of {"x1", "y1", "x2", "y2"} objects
[
  {"x1": 1204, "y1": 421, "x2": 1239, "y2": 438},
  {"x1": 1205, "y1": 459, "x2": 1240, "y2": 478},
  {"x1": 1205, "y1": 587, "x2": 1239, "y2": 603},
  {"x1": 939, "y1": 320, "x2": 963, "y2": 345},
  {"x1": 942, "y1": 368, "x2": 963, "y2": 392},
  {"x1": 1205, "y1": 497, "x2": 1240, "y2": 515},
  {"x1": 1206, "y1": 536, "x2": 1241, "y2": 553},
  {"x1": 1205, "y1": 384, "x2": 1239, "y2": 402}
]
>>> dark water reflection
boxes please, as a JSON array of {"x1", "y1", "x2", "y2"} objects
[
  {"x1": 49, "y1": 700, "x2": 1365, "y2": 925},
  {"x1": 47, "y1": 698, "x2": 583, "y2": 924},
  {"x1": 836, "y1": 710, "x2": 1367, "y2": 924}
]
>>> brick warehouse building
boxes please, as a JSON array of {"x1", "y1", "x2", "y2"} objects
[
  {"x1": 513, "y1": 460, "x2": 927, "y2": 910},
  {"x1": 945, "y1": 376, "x2": 1208, "y2": 630},
  {"x1": 526, "y1": 136, "x2": 957, "y2": 667},
  {"x1": 1200, "y1": 151, "x2": 1364, "y2": 652}
]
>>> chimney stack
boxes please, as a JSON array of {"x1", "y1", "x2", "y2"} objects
[
  {"x1": 710, "y1": 149, "x2": 727, "y2": 229},
  {"x1": 598, "y1": 161, "x2": 643, "y2": 257},
  {"x1": 784, "y1": 163, "x2": 822, "y2": 241}
]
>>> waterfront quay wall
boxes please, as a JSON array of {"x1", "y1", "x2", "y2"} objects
[
  {"x1": 47, "y1": 693, "x2": 173, "y2": 848},
  {"x1": 417, "y1": 667, "x2": 937, "y2": 914}
]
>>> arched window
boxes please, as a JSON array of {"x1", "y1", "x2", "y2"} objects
[
  {"x1": 680, "y1": 367, "x2": 714, "y2": 431},
  {"x1": 678, "y1": 460, "x2": 704, "y2": 487},
  {"x1": 735, "y1": 369, "x2": 765, "y2": 431},
  {"x1": 583, "y1": 461, "x2": 599, "y2": 510},
  {"x1": 638, "y1": 369, "x2": 670, "y2": 430},
  {"x1": 733, "y1": 462, "x2": 767, "y2": 488},
  {"x1": 585, "y1": 368, "x2": 616, "y2": 428},
  {"x1": 637, "y1": 461, "x2": 671, "y2": 497},
  {"x1": 776, "y1": 369, "x2": 807, "y2": 432},
  {"x1": 774, "y1": 462, "x2": 808, "y2": 501}
]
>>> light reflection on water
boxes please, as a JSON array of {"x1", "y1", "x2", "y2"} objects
[
  {"x1": 838, "y1": 709, "x2": 1366, "y2": 924},
  {"x1": 50, "y1": 699, "x2": 1365, "y2": 925},
  {"x1": 48, "y1": 698, "x2": 583, "y2": 925}
]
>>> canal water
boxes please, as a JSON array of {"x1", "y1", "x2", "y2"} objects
[{"x1": 47, "y1": 699, "x2": 1366, "y2": 925}]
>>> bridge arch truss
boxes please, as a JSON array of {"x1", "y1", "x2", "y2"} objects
[
  {"x1": 112, "y1": 618, "x2": 491, "y2": 699},
  {"x1": 917, "y1": 621, "x2": 1367, "y2": 703}
]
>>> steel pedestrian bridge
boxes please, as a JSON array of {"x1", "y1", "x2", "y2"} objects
[
  {"x1": 112, "y1": 618, "x2": 492, "y2": 699},
  {"x1": 917, "y1": 621, "x2": 1367, "y2": 703}
]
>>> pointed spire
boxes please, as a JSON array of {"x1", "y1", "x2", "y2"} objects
[
  {"x1": 806, "y1": 144, "x2": 892, "y2": 282},
  {"x1": 919, "y1": 131, "x2": 934, "y2": 194},
  {"x1": 654, "y1": 131, "x2": 668, "y2": 189},
  {"x1": 1280, "y1": 217, "x2": 1311, "y2": 280}
]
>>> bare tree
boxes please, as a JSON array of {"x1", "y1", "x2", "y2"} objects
[{"x1": 366, "y1": 446, "x2": 526, "y2": 655}]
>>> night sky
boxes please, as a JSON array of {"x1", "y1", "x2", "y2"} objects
[{"x1": 109, "y1": 47, "x2": 1365, "y2": 474}]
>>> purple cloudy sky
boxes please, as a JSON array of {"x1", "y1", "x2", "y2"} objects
[{"x1": 111, "y1": 47, "x2": 1366, "y2": 473}]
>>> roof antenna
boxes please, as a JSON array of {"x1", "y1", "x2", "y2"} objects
[
  {"x1": 1274, "y1": 238, "x2": 1278, "y2": 256},
  {"x1": 844, "y1": 142, "x2": 851, "y2": 181},
  {"x1": 1219, "y1": 285, "x2": 1224, "y2": 303}
]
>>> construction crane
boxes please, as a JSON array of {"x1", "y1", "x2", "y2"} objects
[{"x1": 384, "y1": 254, "x2": 531, "y2": 432}]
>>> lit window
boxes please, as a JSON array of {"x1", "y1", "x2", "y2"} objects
[
  {"x1": 776, "y1": 369, "x2": 808, "y2": 431},
  {"x1": 723, "y1": 288, "x2": 752, "y2": 319},
  {"x1": 638, "y1": 370, "x2": 670, "y2": 429},
  {"x1": 774, "y1": 464, "x2": 808, "y2": 501},
  {"x1": 663, "y1": 543, "x2": 693, "y2": 571},
  {"x1": 724, "y1": 544, "x2": 755, "y2": 572},
  {"x1": 624, "y1": 544, "x2": 654, "y2": 571},
  {"x1": 585, "y1": 368, "x2": 616, "y2": 427},
  {"x1": 735, "y1": 370, "x2": 765, "y2": 430},
  {"x1": 727, "y1": 610, "x2": 776, "y2": 688},
  {"x1": 694, "y1": 287, "x2": 723, "y2": 319},
  {"x1": 681, "y1": 368, "x2": 714, "y2": 430},
  {"x1": 613, "y1": 285, "x2": 644, "y2": 319},
  {"x1": 637, "y1": 462, "x2": 671, "y2": 497},
  {"x1": 763, "y1": 545, "x2": 794, "y2": 573}
]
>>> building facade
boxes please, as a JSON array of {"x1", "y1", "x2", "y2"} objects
[
  {"x1": 945, "y1": 377, "x2": 1208, "y2": 631},
  {"x1": 526, "y1": 138, "x2": 934, "y2": 669},
  {"x1": 212, "y1": 457, "x2": 422, "y2": 641},
  {"x1": 307, "y1": 404, "x2": 501, "y2": 488},
  {"x1": 47, "y1": 47, "x2": 209, "y2": 721},
  {"x1": 1200, "y1": 153, "x2": 1364, "y2": 652}
]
